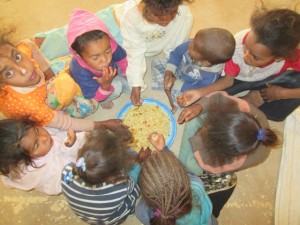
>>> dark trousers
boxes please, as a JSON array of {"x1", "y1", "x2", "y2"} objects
[
  {"x1": 208, "y1": 185, "x2": 236, "y2": 218},
  {"x1": 225, "y1": 70, "x2": 300, "y2": 122}
]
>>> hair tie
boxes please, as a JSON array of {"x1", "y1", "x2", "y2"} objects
[
  {"x1": 63, "y1": 171, "x2": 73, "y2": 184},
  {"x1": 257, "y1": 128, "x2": 265, "y2": 141},
  {"x1": 153, "y1": 209, "x2": 161, "y2": 218},
  {"x1": 76, "y1": 157, "x2": 86, "y2": 172}
]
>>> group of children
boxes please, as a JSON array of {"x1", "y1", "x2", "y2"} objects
[{"x1": 0, "y1": 0, "x2": 299, "y2": 224}]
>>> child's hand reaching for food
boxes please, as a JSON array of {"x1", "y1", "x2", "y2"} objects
[
  {"x1": 177, "y1": 89, "x2": 202, "y2": 107},
  {"x1": 177, "y1": 104, "x2": 203, "y2": 124},
  {"x1": 148, "y1": 132, "x2": 165, "y2": 151},
  {"x1": 136, "y1": 147, "x2": 152, "y2": 163},
  {"x1": 65, "y1": 130, "x2": 77, "y2": 147}
]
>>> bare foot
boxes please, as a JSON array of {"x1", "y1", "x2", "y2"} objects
[
  {"x1": 242, "y1": 90, "x2": 264, "y2": 107},
  {"x1": 100, "y1": 101, "x2": 114, "y2": 109}
]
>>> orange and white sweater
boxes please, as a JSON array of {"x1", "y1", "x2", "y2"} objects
[{"x1": 0, "y1": 41, "x2": 94, "y2": 131}]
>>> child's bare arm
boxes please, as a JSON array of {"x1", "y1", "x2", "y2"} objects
[
  {"x1": 177, "y1": 75, "x2": 235, "y2": 107},
  {"x1": 177, "y1": 104, "x2": 203, "y2": 124}
]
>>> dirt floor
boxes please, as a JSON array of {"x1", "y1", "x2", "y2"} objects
[{"x1": 0, "y1": 0, "x2": 295, "y2": 224}]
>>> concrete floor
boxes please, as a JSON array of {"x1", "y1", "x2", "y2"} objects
[{"x1": 0, "y1": 0, "x2": 294, "y2": 224}]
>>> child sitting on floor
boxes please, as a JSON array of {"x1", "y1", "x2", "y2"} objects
[
  {"x1": 0, "y1": 34, "x2": 118, "y2": 131},
  {"x1": 34, "y1": 0, "x2": 193, "y2": 107},
  {"x1": 178, "y1": 8, "x2": 300, "y2": 121},
  {"x1": 135, "y1": 132, "x2": 216, "y2": 225},
  {"x1": 177, "y1": 91, "x2": 279, "y2": 217},
  {"x1": 61, "y1": 127, "x2": 151, "y2": 225},
  {"x1": 67, "y1": 9, "x2": 129, "y2": 109},
  {"x1": 152, "y1": 28, "x2": 235, "y2": 113},
  {"x1": 177, "y1": 91, "x2": 279, "y2": 175},
  {"x1": 0, "y1": 119, "x2": 86, "y2": 195}
]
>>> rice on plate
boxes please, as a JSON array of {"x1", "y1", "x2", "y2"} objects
[{"x1": 118, "y1": 99, "x2": 176, "y2": 152}]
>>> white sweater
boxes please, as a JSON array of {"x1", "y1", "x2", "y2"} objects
[
  {"x1": 1, "y1": 128, "x2": 86, "y2": 195},
  {"x1": 114, "y1": 0, "x2": 193, "y2": 90}
]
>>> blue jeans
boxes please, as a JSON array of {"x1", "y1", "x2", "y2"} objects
[{"x1": 225, "y1": 70, "x2": 300, "y2": 121}]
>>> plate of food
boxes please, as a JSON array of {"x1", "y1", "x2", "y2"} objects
[{"x1": 117, "y1": 98, "x2": 176, "y2": 151}]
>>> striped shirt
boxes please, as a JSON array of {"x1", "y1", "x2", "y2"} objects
[{"x1": 61, "y1": 164, "x2": 140, "y2": 225}]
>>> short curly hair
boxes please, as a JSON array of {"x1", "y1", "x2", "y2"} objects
[
  {"x1": 250, "y1": 8, "x2": 300, "y2": 58},
  {"x1": 142, "y1": 0, "x2": 194, "y2": 16}
]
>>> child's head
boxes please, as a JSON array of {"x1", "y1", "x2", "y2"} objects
[
  {"x1": 199, "y1": 111, "x2": 278, "y2": 165},
  {"x1": 139, "y1": 151, "x2": 192, "y2": 224},
  {"x1": 0, "y1": 38, "x2": 41, "y2": 88},
  {"x1": 71, "y1": 127, "x2": 133, "y2": 186},
  {"x1": 71, "y1": 30, "x2": 112, "y2": 71},
  {"x1": 142, "y1": 0, "x2": 193, "y2": 27},
  {"x1": 0, "y1": 119, "x2": 53, "y2": 177},
  {"x1": 189, "y1": 28, "x2": 235, "y2": 67},
  {"x1": 244, "y1": 8, "x2": 300, "y2": 67}
]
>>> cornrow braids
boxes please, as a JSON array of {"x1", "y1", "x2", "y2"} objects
[{"x1": 139, "y1": 151, "x2": 192, "y2": 225}]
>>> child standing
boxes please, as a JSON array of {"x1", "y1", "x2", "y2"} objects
[
  {"x1": 178, "y1": 8, "x2": 300, "y2": 121},
  {"x1": 67, "y1": 9, "x2": 129, "y2": 109},
  {"x1": 0, "y1": 119, "x2": 86, "y2": 195},
  {"x1": 0, "y1": 36, "x2": 119, "y2": 131},
  {"x1": 61, "y1": 127, "x2": 151, "y2": 225},
  {"x1": 152, "y1": 28, "x2": 235, "y2": 113},
  {"x1": 135, "y1": 133, "x2": 215, "y2": 225}
]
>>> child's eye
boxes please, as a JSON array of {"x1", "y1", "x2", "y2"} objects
[
  {"x1": 35, "y1": 127, "x2": 39, "y2": 135},
  {"x1": 5, "y1": 70, "x2": 14, "y2": 78},
  {"x1": 15, "y1": 54, "x2": 22, "y2": 62},
  {"x1": 105, "y1": 49, "x2": 111, "y2": 55}
]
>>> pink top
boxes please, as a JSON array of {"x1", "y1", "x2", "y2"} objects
[
  {"x1": 1, "y1": 128, "x2": 86, "y2": 195},
  {"x1": 67, "y1": 9, "x2": 128, "y2": 101}
]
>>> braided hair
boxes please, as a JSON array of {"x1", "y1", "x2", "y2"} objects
[{"x1": 138, "y1": 151, "x2": 192, "y2": 225}]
